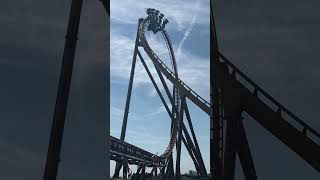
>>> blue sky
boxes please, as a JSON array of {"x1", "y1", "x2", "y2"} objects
[{"x1": 110, "y1": 0, "x2": 210, "y2": 175}]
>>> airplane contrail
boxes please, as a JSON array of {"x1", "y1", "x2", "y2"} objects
[{"x1": 176, "y1": 0, "x2": 199, "y2": 60}]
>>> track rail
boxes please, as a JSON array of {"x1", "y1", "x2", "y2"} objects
[
  {"x1": 140, "y1": 17, "x2": 180, "y2": 160},
  {"x1": 139, "y1": 19, "x2": 211, "y2": 115},
  {"x1": 218, "y1": 52, "x2": 320, "y2": 141},
  {"x1": 217, "y1": 52, "x2": 320, "y2": 172},
  {"x1": 110, "y1": 136, "x2": 165, "y2": 167},
  {"x1": 135, "y1": 17, "x2": 211, "y2": 161}
]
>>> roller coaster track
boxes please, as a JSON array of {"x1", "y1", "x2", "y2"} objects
[
  {"x1": 139, "y1": 19, "x2": 211, "y2": 115},
  {"x1": 209, "y1": 1, "x2": 320, "y2": 177},
  {"x1": 216, "y1": 51, "x2": 320, "y2": 172},
  {"x1": 137, "y1": 16, "x2": 211, "y2": 160},
  {"x1": 110, "y1": 136, "x2": 165, "y2": 167},
  {"x1": 112, "y1": 13, "x2": 210, "y2": 179}
]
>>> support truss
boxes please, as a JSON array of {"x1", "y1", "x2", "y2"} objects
[{"x1": 112, "y1": 17, "x2": 210, "y2": 179}]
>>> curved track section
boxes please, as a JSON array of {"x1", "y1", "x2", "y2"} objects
[
  {"x1": 138, "y1": 17, "x2": 210, "y2": 160},
  {"x1": 139, "y1": 20, "x2": 211, "y2": 115},
  {"x1": 141, "y1": 17, "x2": 180, "y2": 159}
]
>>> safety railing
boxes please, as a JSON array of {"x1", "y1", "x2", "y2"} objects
[
  {"x1": 218, "y1": 51, "x2": 320, "y2": 141},
  {"x1": 150, "y1": 49, "x2": 211, "y2": 107},
  {"x1": 110, "y1": 136, "x2": 164, "y2": 165}
]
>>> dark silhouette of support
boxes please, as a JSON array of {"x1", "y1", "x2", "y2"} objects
[
  {"x1": 236, "y1": 117, "x2": 257, "y2": 179},
  {"x1": 139, "y1": 51, "x2": 208, "y2": 177},
  {"x1": 138, "y1": 36, "x2": 207, "y2": 179},
  {"x1": 181, "y1": 123, "x2": 207, "y2": 176},
  {"x1": 181, "y1": 135, "x2": 202, "y2": 173},
  {"x1": 183, "y1": 99, "x2": 207, "y2": 175},
  {"x1": 142, "y1": 163, "x2": 146, "y2": 180},
  {"x1": 99, "y1": 0, "x2": 109, "y2": 15},
  {"x1": 123, "y1": 159, "x2": 128, "y2": 179},
  {"x1": 216, "y1": 52, "x2": 320, "y2": 173},
  {"x1": 160, "y1": 166, "x2": 166, "y2": 180},
  {"x1": 43, "y1": 0, "x2": 83, "y2": 179},
  {"x1": 217, "y1": 59, "x2": 258, "y2": 180},
  {"x1": 120, "y1": 19, "x2": 143, "y2": 141},
  {"x1": 138, "y1": 51, "x2": 173, "y2": 118},
  {"x1": 211, "y1": 2, "x2": 223, "y2": 179},
  {"x1": 113, "y1": 19, "x2": 143, "y2": 178},
  {"x1": 166, "y1": 156, "x2": 174, "y2": 179},
  {"x1": 155, "y1": 166, "x2": 158, "y2": 176},
  {"x1": 111, "y1": 13, "x2": 210, "y2": 180},
  {"x1": 211, "y1": 4, "x2": 320, "y2": 176},
  {"x1": 222, "y1": 115, "x2": 237, "y2": 180},
  {"x1": 137, "y1": 165, "x2": 142, "y2": 174},
  {"x1": 175, "y1": 100, "x2": 184, "y2": 179},
  {"x1": 213, "y1": 1, "x2": 320, "y2": 178}
]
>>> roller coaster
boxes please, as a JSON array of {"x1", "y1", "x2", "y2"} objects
[
  {"x1": 111, "y1": 9, "x2": 210, "y2": 180},
  {"x1": 210, "y1": 2, "x2": 320, "y2": 180},
  {"x1": 42, "y1": 1, "x2": 320, "y2": 180}
]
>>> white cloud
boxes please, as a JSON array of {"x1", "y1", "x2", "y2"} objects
[
  {"x1": 176, "y1": 0, "x2": 200, "y2": 58},
  {"x1": 110, "y1": 0, "x2": 209, "y2": 30},
  {"x1": 110, "y1": 33, "x2": 209, "y2": 100},
  {"x1": 110, "y1": 1, "x2": 210, "y2": 173},
  {"x1": 143, "y1": 105, "x2": 169, "y2": 117}
]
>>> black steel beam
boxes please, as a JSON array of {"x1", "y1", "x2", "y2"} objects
[
  {"x1": 236, "y1": 119, "x2": 257, "y2": 180},
  {"x1": 99, "y1": 0, "x2": 109, "y2": 15},
  {"x1": 183, "y1": 98, "x2": 208, "y2": 176},
  {"x1": 137, "y1": 50, "x2": 173, "y2": 119},
  {"x1": 114, "y1": 18, "x2": 143, "y2": 178},
  {"x1": 43, "y1": 1, "x2": 83, "y2": 179},
  {"x1": 152, "y1": 60, "x2": 174, "y2": 104},
  {"x1": 181, "y1": 122, "x2": 207, "y2": 176},
  {"x1": 181, "y1": 135, "x2": 202, "y2": 173},
  {"x1": 120, "y1": 19, "x2": 143, "y2": 141},
  {"x1": 222, "y1": 116, "x2": 237, "y2": 180},
  {"x1": 175, "y1": 102, "x2": 184, "y2": 179}
]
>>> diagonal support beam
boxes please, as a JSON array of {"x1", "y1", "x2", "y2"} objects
[
  {"x1": 152, "y1": 60, "x2": 174, "y2": 104},
  {"x1": 137, "y1": 50, "x2": 173, "y2": 118},
  {"x1": 236, "y1": 118, "x2": 258, "y2": 180},
  {"x1": 120, "y1": 19, "x2": 143, "y2": 141},
  {"x1": 181, "y1": 122, "x2": 207, "y2": 176},
  {"x1": 183, "y1": 98, "x2": 208, "y2": 176},
  {"x1": 43, "y1": 1, "x2": 83, "y2": 179},
  {"x1": 181, "y1": 134, "x2": 202, "y2": 173},
  {"x1": 114, "y1": 18, "x2": 143, "y2": 178}
]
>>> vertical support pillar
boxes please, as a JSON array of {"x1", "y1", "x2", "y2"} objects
[
  {"x1": 141, "y1": 163, "x2": 146, "y2": 180},
  {"x1": 160, "y1": 166, "x2": 166, "y2": 180},
  {"x1": 155, "y1": 166, "x2": 158, "y2": 176},
  {"x1": 166, "y1": 156, "x2": 174, "y2": 180},
  {"x1": 222, "y1": 114, "x2": 238, "y2": 180},
  {"x1": 43, "y1": 0, "x2": 83, "y2": 180},
  {"x1": 123, "y1": 159, "x2": 128, "y2": 179},
  {"x1": 211, "y1": 1, "x2": 223, "y2": 179},
  {"x1": 175, "y1": 97, "x2": 185, "y2": 179}
]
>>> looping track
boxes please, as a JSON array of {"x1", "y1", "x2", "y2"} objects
[{"x1": 138, "y1": 17, "x2": 210, "y2": 160}]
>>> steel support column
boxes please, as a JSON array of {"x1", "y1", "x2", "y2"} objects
[
  {"x1": 114, "y1": 19, "x2": 143, "y2": 178},
  {"x1": 175, "y1": 100, "x2": 184, "y2": 179},
  {"x1": 43, "y1": 0, "x2": 83, "y2": 179},
  {"x1": 211, "y1": 1, "x2": 223, "y2": 179},
  {"x1": 181, "y1": 135, "x2": 202, "y2": 173},
  {"x1": 137, "y1": 51, "x2": 173, "y2": 118},
  {"x1": 236, "y1": 118, "x2": 257, "y2": 180},
  {"x1": 183, "y1": 98, "x2": 207, "y2": 175}
]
